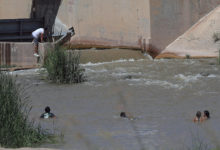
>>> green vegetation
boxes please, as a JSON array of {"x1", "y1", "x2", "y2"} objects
[
  {"x1": 0, "y1": 70, "x2": 53, "y2": 148},
  {"x1": 186, "y1": 54, "x2": 191, "y2": 59},
  {"x1": 218, "y1": 49, "x2": 220, "y2": 65},
  {"x1": 44, "y1": 46, "x2": 86, "y2": 84},
  {"x1": 213, "y1": 33, "x2": 220, "y2": 64},
  {"x1": 213, "y1": 32, "x2": 220, "y2": 43}
]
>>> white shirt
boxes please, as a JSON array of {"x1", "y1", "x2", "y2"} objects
[{"x1": 32, "y1": 28, "x2": 44, "y2": 38}]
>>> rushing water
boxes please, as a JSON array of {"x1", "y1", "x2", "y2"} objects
[{"x1": 13, "y1": 58, "x2": 220, "y2": 150}]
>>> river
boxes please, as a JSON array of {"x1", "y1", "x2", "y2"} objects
[{"x1": 13, "y1": 57, "x2": 220, "y2": 150}]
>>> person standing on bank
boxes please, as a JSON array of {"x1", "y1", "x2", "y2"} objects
[{"x1": 32, "y1": 27, "x2": 47, "y2": 57}]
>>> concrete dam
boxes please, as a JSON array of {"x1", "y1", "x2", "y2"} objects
[{"x1": 0, "y1": 0, "x2": 220, "y2": 67}]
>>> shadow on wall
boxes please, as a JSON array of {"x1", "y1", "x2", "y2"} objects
[{"x1": 30, "y1": 0, "x2": 62, "y2": 40}]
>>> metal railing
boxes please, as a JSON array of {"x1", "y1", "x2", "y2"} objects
[{"x1": 0, "y1": 18, "x2": 44, "y2": 42}]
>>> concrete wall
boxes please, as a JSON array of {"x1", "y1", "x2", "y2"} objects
[
  {"x1": 0, "y1": 0, "x2": 32, "y2": 19},
  {"x1": 149, "y1": 0, "x2": 220, "y2": 56},
  {"x1": 56, "y1": 0, "x2": 151, "y2": 49},
  {"x1": 1, "y1": 0, "x2": 220, "y2": 58},
  {"x1": 156, "y1": 6, "x2": 220, "y2": 59},
  {"x1": 0, "y1": 42, "x2": 38, "y2": 67}
]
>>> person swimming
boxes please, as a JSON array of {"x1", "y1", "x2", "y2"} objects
[
  {"x1": 193, "y1": 111, "x2": 202, "y2": 122},
  {"x1": 203, "y1": 110, "x2": 210, "y2": 120},
  {"x1": 120, "y1": 112, "x2": 136, "y2": 120},
  {"x1": 40, "y1": 106, "x2": 55, "y2": 119},
  {"x1": 120, "y1": 112, "x2": 127, "y2": 118}
]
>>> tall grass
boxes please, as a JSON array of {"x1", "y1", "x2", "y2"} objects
[
  {"x1": 218, "y1": 49, "x2": 220, "y2": 65},
  {"x1": 0, "y1": 70, "x2": 52, "y2": 148},
  {"x1": 213, "y1": 33, "x2": 220, "y2": 64},
  {"x1": 213, "y1": 33, "x2": 220, "y2": 43},
  {"x1": 44, "y1": 46, "x2": 86, "y2": 84}
]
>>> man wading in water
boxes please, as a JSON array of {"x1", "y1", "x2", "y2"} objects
[
  {"x1": 32, "y1": 27, "x2": 47, "y2": 57},
  {"x1": 40, "y1": 106, "x2": 55, "y2": 119}
]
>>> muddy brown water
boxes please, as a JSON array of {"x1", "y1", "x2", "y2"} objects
[{"x1": 12, "y1": 57, "x2": 220, "y2": 150}]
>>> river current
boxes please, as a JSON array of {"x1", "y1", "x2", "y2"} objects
[{"x1": 13, "y1": 58, "x2": 220, "y2": 150}]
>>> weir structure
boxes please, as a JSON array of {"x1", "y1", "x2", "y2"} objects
[{"x1": 0, "y1": 0, "x2": 220, "y2": 68}]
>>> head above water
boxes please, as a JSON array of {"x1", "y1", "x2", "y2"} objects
[
  {"x1": 45, "y1": 106, "x2": 51, "y2": 113},
  {"x1": 204, "y1": 110, "x2": 210, "y2": 118},
  {"x1": 196, "y1": 111, "x2": 201, "y2": 119},
  {"x1": 120, "y1": 112, "x2": 127, "y2": 118}
]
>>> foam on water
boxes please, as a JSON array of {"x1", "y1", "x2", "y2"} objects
[
  {"x1": 10, "y1": 68, "x2": 46, "y2": 76},
  {"x1": 182, "y1": 59, "x2": 196, "y2": 65},
  {"x1": 81, "y1": 59, "x2": 138, "y2": 67},
  {"x1": 128, "y1": 78, "x2": 182, "y2": 89},
  {"x1": 114, "y1": 67, "x2": 127, "y2": 72},
  {"x1": 111, "y1": 72, "x2": 142, "y2": 78},
  {"x1": 144, "y1": 79, "x2": 181, "y2": 89},
  {"x1": 174, "y1": 74, "x2": 202, "y2": 83},
  {"x1": 85, "y1": 68, "x2": 108, "y2": 73},
  {"x1": 207, "y1": 74, "x2": 217, "y2": 78}
]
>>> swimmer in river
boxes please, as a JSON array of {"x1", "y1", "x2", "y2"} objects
[
  {"x1": 120, "y1": 112, "x2": 127, "y2": 118},
  {"x1": 120, "y1": 112, "x2": 135, "y2": 120},
  {"x1": 202, "y1": 110, "x2": 210, "y2": 120},
  {"x1": 40, "y1": 106, "x2": 55, "y2": 119},
  {"x1": 193, "y1": 111, "x2": 202, "y2": 123}
]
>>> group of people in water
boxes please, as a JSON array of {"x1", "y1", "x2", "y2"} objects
[
  {"x1": 193, "y1": 110, "x2": 210, "y2": 123},
  {"x1": 119, "y1": 111, "x2": 210, "y2": 123},
  {"x1": 40, "y1": 107, "x2": 210, "y2": 123}
]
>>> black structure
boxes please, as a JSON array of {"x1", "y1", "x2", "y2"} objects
[
  {"x1": 31, "y1": 0, "x2": 62, "y2": 39},
  {"x1": 0, "y1": 18, "x2": 44, "y2": 42}
]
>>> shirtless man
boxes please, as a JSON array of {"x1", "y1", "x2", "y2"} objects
[{"x1": 193, "y1": 111, "x2": 202, "y2": 123}]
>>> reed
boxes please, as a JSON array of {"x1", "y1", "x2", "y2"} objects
[
  {"x1": 44, "y1": 46, "x2": 86, "y2": 84},
  {"x1": 213, "y1": 33, "x2": 220, "y2": 65},
  {"x1": 0, "y1": 70, "x2": 53, "y2": 148},
  {"x1": 213, "y1": 33, "x2": 220, "y2": 43},
  {"x1": 218, "y1": 49, "x2": 220, "y2": 65}
]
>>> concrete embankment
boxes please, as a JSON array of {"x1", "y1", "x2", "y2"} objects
[
  {"x1": 0, "y1": 41, "x2": 146, "y2": 70},
  {"x1": 39, "y1": 43, "x2": 146, "y2": 64},
  {"x1": 0, "y1": 42, "x2": 38, "y2": 68},
  {"x1": 156, "y1": 5, "x2": 220, "y2": 59},
  {"x1": 78, "y1": 48, "x2": 146, "y2": 64}
]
